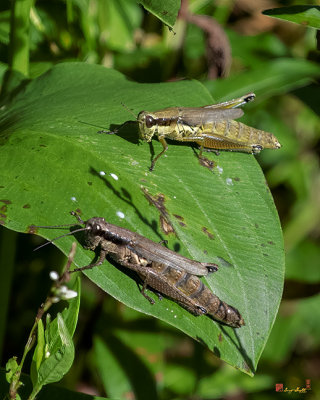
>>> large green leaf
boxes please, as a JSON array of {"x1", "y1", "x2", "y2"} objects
[
  {"x1": 263, "y1": 6, "x2": 320, "y2": 29},
  {"x1": 31, "y1": 314, "x2": 75, "y2": 396},
  {"x1": 0, "y1": 63, "x2": 284, "y2": 374},
  {"x1": 45, "y1": 277, "x2": 81, "y2": 355}
]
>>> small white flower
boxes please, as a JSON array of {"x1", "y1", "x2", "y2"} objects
[
  {"x1": 52, "y1": 296, "x2": 60, "y2": 303},
  {"x1": 60, "y1": 289, "x2": 78, "y2": 300},
  {"x1": 59, "y1": 285, "x2": 68, "y2": 294},
  {"x1": 49, "y1": 271, "x2": 59, "y2": 281}
]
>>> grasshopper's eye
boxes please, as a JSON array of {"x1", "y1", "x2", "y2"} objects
[
  {"x1": 89, "y1": 223, "x2": 101, "y2": 235},
  {"x1": 145, "y1": 115, "x2": 154, "y2": 128}
]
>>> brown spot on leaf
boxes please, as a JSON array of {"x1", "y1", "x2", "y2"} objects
[
  {"x1": 142, "y1": 187, "x2": 175, "y2": 235},
  {"x1": 160, "y1": 215, "x2": 175, "y2": 235},
  {"x1": 202, "y1": 227, "x2": 214, "y2": 240},
  {"x1": 0, "y1": 199, "x2": 12, "y2": 205},
  {"x1": 27, "y1": 225, "x2": 38, "y2": 234},
  {"x1": 23, "y1": 204, "x2": 31, "y2": 209},
  {"x1": 0, "y1": 199, "x2": 8, "y2": 223},
  {"x1": 218, "y1": 333, "x2": 223, "y2": 342},
  {"x1": 173, "y1": 214, "x2": 184, "y2": 221},
  {"x1": 268, "y1": 241, "x2": 275, "y2": 245}
]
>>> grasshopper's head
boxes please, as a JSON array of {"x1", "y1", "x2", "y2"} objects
[
  {"x1": 84, "y1": 217, "x2": 109, "y2": 251},
  {"x1": 137, "y1": 111, "x2": 156, "y2": 142}
]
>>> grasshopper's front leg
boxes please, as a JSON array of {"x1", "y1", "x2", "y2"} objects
[
  {"x1": 150, "y1": 136, "x2": 168, "y2": 171},
  {"x1": 71, "y1": 248, "x2": 108, "y2": 272}
]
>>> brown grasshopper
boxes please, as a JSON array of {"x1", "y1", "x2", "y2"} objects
[
  {"x1": 136, "y1": 92, "x2": 281, "y2": 170},
  {"x1": 33, "y1": 212, "x2": 245, "y2": 328}
]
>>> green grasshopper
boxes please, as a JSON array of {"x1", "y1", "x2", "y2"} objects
[{"x1": 136, "y1": 93, "x2": 281, "y2": 170}]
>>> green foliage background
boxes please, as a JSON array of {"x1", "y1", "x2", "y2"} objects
[{"x1": 0, "y1": 0, "x2": 319, "y2": 399}]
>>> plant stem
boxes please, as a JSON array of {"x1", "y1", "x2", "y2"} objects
[
  {"x1": 9, "y1": 0, "x2": 34, "y2": 76},
  {"x1": 8, "y1": 243, "x2": 77, "y2": 400}
]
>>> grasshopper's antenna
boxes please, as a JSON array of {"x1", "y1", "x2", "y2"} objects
[
  {"x1": 70, "y1": 211, "x2": 85, "y2": 224},
  {"x1": 97, "y1": 103, "x2": 138, "y2": 135},
  {"x1": 34, "y1": 227, "x2": 88, "y2": 251},
  {"x1": 33, "y1": 211, "x2": 87, "y2": 251},
  {"x1": 98, "y1": 103, "x2": 137, "y2": 135},
  {"x1": 32, "y1": 223, "x2": 76, "y2": 229},
  {"x1": 121, "y1": 103, "x2": 138, "y2": 120}
]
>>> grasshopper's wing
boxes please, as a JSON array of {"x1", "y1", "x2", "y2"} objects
[
  {"x1": 154, "y1": 93, "x2": 254, "y2": 126},
  {"x1": 177, "y1": 107, "x2": 244, "y2": 126},
  {"x1": 128, "y1": 239, "x2": 213, "y2": 276}
]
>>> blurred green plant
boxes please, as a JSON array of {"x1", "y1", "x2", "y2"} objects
[
  {"x1": 263, "y1": 5, "x2": 320, "y2": 29},
  {"x1": 0, "y1": 0, "x2": 319, "y2": 399},
  {"x1": 4, "y1": 244, "x2": 80, "y2": 400}
]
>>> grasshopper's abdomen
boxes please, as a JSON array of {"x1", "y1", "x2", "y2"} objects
[
  {"x1": 105, "y1": 241, "x2": 244, "y2": 327},
  {"x1": 148, "y1": 262, "x2": 245, "y2": 328},
  {"x1": 200, "y1": 120, "x2": 281, "y2": 153}
]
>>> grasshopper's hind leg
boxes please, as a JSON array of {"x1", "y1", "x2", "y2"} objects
[
  {"x1": 207, "y1": 93, "x2": 255, "y2": 109},
  {"x1": 196, "y1": 141, "x2": 217, "y2": 169},
  {"x1": 141, "y1": 279, "x2": 164, "y2": 304},
  {"x1": 140, "y1": 269, "x2": 166, "y2": 303},
  {"x1": 141, "y1": 280, "x2": 156, "y2": 304}
]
